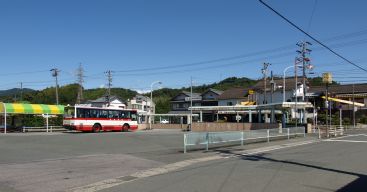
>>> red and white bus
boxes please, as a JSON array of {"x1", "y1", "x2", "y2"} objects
[{"x1": 63, "y1": 106, "x2": 138, "y2": 132}]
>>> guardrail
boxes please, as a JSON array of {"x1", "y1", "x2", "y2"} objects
[
  {"x1": 22, "y1": 126, "x2": 66, "y2": 133},
  {"x1": 183, "y1": 127, "x2": 305, "y2": 153},
  {"x1": 317, "y1": 125, "x2": 344, "y2": 138}
]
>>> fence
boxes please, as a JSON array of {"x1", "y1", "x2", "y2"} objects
[
  {"x1": 22, "y1": 126, "x2": 66, "y2": 133},
  {"x1": 183, "y1": 127, "x2": 305, "y2": 153},
  {"x1": 317, "y1": 125, "x2": 344, "y2": 138}
]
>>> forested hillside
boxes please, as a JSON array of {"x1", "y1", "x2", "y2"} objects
[{"x1": 0, "y1": 76, "x2": 332, "y2": 114}]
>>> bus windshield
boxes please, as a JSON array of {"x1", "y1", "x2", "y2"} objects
[{"x1": 64, "y1": 107, "x2": 75, "y2": 118}]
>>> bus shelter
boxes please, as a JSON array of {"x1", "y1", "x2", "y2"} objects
[{"x1": 0, "y1": 102, "x2": 64, "y2": 134}]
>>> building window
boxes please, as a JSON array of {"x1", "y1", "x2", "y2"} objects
[{"x1": 227, "y1": 102, "x2": 233, "y2": 106}]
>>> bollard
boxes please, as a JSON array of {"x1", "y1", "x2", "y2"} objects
[
  {"x1": 183, "y1": 134, "x2": 187, "y2": 153},
  {"x1": 287, "y1": 128, "x2": 290, "y2": 140},
  {"x1": 304, "y1": 127, "x2": 306, "y2": 137},
  {"x1": 267, "y1": 129, "x2": 270, "y2": 143},
  {"x1": 241, "y1": 132, "x2": 244, "y2": 146},
  {"x1": 206, "y1": 132, "x2": 209, "y2": 151}
]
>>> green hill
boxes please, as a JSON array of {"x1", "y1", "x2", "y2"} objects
[{"x1": 0, "y1": 76, "x2": 331, "y2": 113}]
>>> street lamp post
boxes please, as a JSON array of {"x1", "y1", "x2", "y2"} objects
[
  {"x1": 283, "y1": 64, "x2": 301, "y2": 103},
  {"x1": 283, "y1": 63, "x2": 314, "y2": 102},
  {"x1": 149, "y1": 81, "x2": 162, "y2": 129}
]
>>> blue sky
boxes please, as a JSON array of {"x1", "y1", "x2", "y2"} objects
[{"x1": 1, "y1": 0, "x2": 367, "y2": 92}]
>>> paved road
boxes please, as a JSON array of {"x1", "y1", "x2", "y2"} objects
[
  {"x1": 0, "y1": 129, "x2": 366, "y2": 192},
  {"x1": 99, "y1": 131, "x2": 367, "y2": 192}
]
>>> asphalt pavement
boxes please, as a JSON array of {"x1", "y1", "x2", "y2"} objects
[{"x1": 0, "y1": 129, "x2": 366, "y2": 192}]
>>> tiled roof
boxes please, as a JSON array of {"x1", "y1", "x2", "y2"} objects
[
  {"x1": 182, "y1": 91, "x2": 201, "y2": 98},
  {"x1": 217, "y1": 87, "x2": 249, "y2": 100},
  {"x1": 309, "y1": 83, "x2": 367, "y2": 94},
  {"x1": 201, "y1": 88, "x2": 224, "y2": 96}
]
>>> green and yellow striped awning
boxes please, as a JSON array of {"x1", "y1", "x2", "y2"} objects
[{"x1": 0, "y1": 103, "x2": 64, "y2": 115}]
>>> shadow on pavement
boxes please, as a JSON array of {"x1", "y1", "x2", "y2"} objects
[{"x1": 215, "y1": 149, "x2": 366, "y2": 192}]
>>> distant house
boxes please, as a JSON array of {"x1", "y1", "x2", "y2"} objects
[
  {"x1": 218, "y1": 88, "x2": 250, "y2": 106},
  {"x1": 126, "y1": 95, "x2": 153, "y2": 123},
  {"x1": 168, "y1": 89, "x2": 223, "y2": 122},
  {"x1": 86, "y1": 95, "x2": 126, "y2": 109},
  {"x1": 169, "y1": 91, "x2": 202, "y2": 114},
  {"x1": 201, "y1": 89, "x2": 223, "y2": 106}
]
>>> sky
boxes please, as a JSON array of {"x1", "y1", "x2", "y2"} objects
[{"x1": 1, "y1": 0, "x2": 367, "y2": 93}]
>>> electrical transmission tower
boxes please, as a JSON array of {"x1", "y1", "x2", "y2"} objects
[
  {"x1": 76, "y1": 63, "x2": 84, "y2": 104},
  {"x1": 261, "y1": 62, "x2": 271, "y2": 104},
  {"x1": 105, "y1": 70, "x2": 113, "y2": 106},
  {"x1": 296, "y1": 41, "x2": 313, "y2": 123},
  {"x1": 50, "y1": 68, "x2": 60, "y2": 105}
]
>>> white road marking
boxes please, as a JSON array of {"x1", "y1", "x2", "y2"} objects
[
  {"x1": 240, "y1": 140, "x2": 318, "y2": 156},
  {"x1": 324, "y1": 139, "x2": 367, "y2": 143},
  {"x1": 332, "y1": 134, "x2": 367, "y2": 139},
  {"x1": 68, "y1": 140, "x2": 318, "y2": 192}
]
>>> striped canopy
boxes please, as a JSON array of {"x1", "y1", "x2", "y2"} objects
[{"x1": 0, "y1": 103, "x2": 64, "y2": 114}]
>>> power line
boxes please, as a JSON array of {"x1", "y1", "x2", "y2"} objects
[
  {"x1": 0, "y1": 69, "x2": 49, "y2": 76},
  {"x1": 259, "y1": 0, "x2": 367, "y2": 73}
]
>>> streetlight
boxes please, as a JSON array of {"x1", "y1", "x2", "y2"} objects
[
  {"x1": 150, "y1": 81, "x2": 162, "y2": 113},
  {"x1": 283, "y1": 63, "x2": 314, "y2": 102},
  {"x1": 149, "y1": 81, "x2": 162, "y2": 129}
]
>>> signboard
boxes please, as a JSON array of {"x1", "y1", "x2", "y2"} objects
[
  {"x1": 248, "y1": 89, "x2": 254, "y2": 95},
  {"x1": 322, "y1": 73, "x2": 332, "y2": 84},
  {"x1": 184, "y1": 96, "x2": 202, "y2": 101}
]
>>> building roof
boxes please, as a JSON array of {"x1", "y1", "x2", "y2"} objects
[
  {"x1": 217, "y1": 87, "x2": 249, "y2": 100},
  {"x1": 90, "y1": 95, "x2": 125, "y2": 103},
  {"x1": 309, "y1": 83, "x2": 367, "y2": 95},
  {"x1": 182, "y1": 91, "x2": 201, "y2": 98},
  {"x1": 170, "y1": 91, "x2": 201, "y2": 102},
  {"x1": 201, "y1": 88, "x2": 223, "y2": 96},
  {"x1": 133, "y1": 94, "x2": 150, "y2": 101}
]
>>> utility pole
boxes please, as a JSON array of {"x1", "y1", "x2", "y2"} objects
[
  {"x1": 20, "y1": 82, "x2": 23, "y2": 101},
  {"x1": 76, "y1": 63, "x2": 84, "y2": 104},
  {"x1": 353, "y1": 84, "x2": 355, "y2": 128},
  {"x1": 261, "y1": 62, "x2": 271, "y2": 104},
  {"x1": 294, "y1": 58, "x2": 298, "y2": 128},
  {"x1": 105, "y1": 70, "x2": 113, "y2": 106},
  {"x1": 296, "y1": 41, "x2": 312, "y2": 123},
  {"x1": 50, "y1": 68, "x2": 60, "y2": 105},
  {"x1": 190, "y1": 76, "x2": 193, "y2": 131}
]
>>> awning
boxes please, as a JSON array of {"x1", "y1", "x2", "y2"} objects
[{"x1": 0, "y1": 103, "x2": 64, "y2": 115}]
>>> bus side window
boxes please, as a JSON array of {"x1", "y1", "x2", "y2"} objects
[
  {"x1": 111, "y1": 111, "x2": 119, "y2": 118},
  {"x1": 84, "y1": 110, "x2": 90, "y2": 118},
  {"x1": 77, "y1": 109, "x2": 84, "y2": 118},
  {"x1": 108, "y1": 110, "x2": 114, "y2": 118},
  {"x1": 101, "y1": 110, "x2": 108, "y2": 118},
  {"x1": 119, "y1": 111, "x2": 125, "y2": 118}
]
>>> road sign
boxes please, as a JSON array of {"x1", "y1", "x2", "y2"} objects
[
  {"x1": 236, "y1": 115, "x2": 242, "y2": 121},
  {"x1": 322, "y1": 73, "x2": 332, "y2": 84},
  {"x1": 248, "y1": 89, "x2": 254, "y2": 95}
]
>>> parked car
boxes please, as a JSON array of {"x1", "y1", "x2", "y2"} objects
[{"x1": 160, "y1": 119, "x2": 169, "y2": 124}]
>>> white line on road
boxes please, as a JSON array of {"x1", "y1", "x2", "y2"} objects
[
  {"x1": 68, "y1": 140, "x2": 318, "y2": 192},
  {"x1": 324, "y1": 139, "x2": 367, "y2": 143}
]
